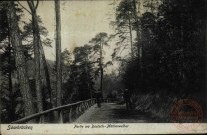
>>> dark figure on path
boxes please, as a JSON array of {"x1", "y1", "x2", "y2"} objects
[
  {"x1": 96, "y1": 92, "x2": 102, "y2": 108},
  {"x1": 123, "y1": 89, "x2": 132, "y2": 110}
]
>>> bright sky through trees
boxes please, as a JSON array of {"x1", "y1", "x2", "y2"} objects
[{"x1": 20, "y1": 1, "x2": 120, "y2": 61}]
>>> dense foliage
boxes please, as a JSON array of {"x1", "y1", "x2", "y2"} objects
[{"x1": 123, "y1": 0, "x2": 206, "y2": 96}]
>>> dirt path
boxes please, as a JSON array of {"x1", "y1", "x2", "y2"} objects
[{"x1": 75, "y1": 103, "x2": 153, "y2": 123}]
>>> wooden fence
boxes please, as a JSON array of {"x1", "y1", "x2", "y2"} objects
[{"x1": 11, "y1": 98, "x2": 96, "y2": 124}]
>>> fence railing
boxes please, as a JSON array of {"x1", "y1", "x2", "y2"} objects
[{"x1": 11, "y1": 98, "x2": 96, "y2": 124}]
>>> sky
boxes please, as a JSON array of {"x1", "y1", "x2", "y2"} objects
[{"x1": 19, "y1": 0, "x2": 122, "y2": 62}]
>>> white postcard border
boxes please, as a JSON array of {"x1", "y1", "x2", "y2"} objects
[{"x1": 1, "y1": 123, "x2": 207, "y2": 134}]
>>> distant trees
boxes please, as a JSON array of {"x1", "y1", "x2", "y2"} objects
[
  {"x1": 89, "y1": 32, "x2": 110, "y2": 97},
  {"x1": 61, "y1": 32, "x2": 112, "y2": 102},
  {"x1": 62, "y1": 46, "x2": 93, "y2": 103},
  {"x1": 61, "y1": 49, "x2": 78, "y2": 103},
  {"x1": 103, "y1": 71, "x2": 124, "y2": 99},
  {"x1": 111, "y1": 0, "x2": 135, "y2": 58},
  {"x1": 73, "y1": 45, "x2": 94, "y2": 99},
  {"x1": 110, "y1": 0, "x2": 141, "y2": 92}
]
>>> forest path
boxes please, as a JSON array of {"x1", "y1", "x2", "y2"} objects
[{"x1": 74, "y1": 103, "x2": 152, "y2": 123}]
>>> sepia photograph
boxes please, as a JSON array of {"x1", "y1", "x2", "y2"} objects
[{"x1": 0, "y1": 0, "x2": 207, "y2": 134}]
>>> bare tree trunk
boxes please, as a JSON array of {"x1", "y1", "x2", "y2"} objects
[
  {"x1": 84, "y1": 58, "x2": 91, "y2": 98},
  {"x1": 8, "y1": 27, "x2": 15, "y2": 122},
  {"x1": 99, "y1": 41, "x2": 103, "y2": 97},
  {"x1": 7, "y1": 1, "x2": 35, "y2": 118},
  {"x1": 55, "y1": 0, "x2": 62, "y2": 107},
  {"x1": 128, "y1": 14, "x2": 134, "y2": 59},
  {"x1": 39, "y1": 40, "x2": 53, "y2": 107},
  {"x1": 27, "y1": 0, "x2": 44, "y2": 122},
  {"x1": 205, "y1": 0, "x2": 207, "y2": 113},
  {"x1": 132, "y1": 0, "x2": 142, "y2": 59},
  {"x1": 72, "y1": 74, "x2": 78, "y2": 96},
  {"x1": 55, "y1": 0, "x2": 63, "y2": 122},
  {"x1": 132, "y1": 0, "x2": 144, "y2": 90}
]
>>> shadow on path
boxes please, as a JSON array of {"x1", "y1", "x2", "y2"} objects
[{"x1": 75, "y1": 103, "x2": 155, "y2": 123}]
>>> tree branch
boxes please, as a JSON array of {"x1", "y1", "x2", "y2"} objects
[
  {"x1": 31, "y1": 0, "x2": 35, "y2": 7},
  {"x1": 35, "y1": 0, "x2": 39, "y2": 10},
  {"x1": 17, "y1": 1, "x2": 32, "y2": 15},
  {"x1": 27, "y1": 0, "x2": 34, "y2": 13}
]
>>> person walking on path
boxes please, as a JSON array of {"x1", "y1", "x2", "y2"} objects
[
  {"x1": 123, "y1": 89, "x2": 132, "y2": 110},
  {"x1": 96, "y1": 92, "x2": 102, "y2": 108}
]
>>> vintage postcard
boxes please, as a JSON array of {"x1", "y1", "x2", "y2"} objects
[{"x1": 0, "y1": 0, "x2": 207, "y2": 134}]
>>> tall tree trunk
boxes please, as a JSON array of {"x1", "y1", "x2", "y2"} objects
[
  {"x1": 99, "y1": 41, "x2": 103, "y2": 97},
  {"x1": 27, "y1": 0, "x2": 44, "y2": 122},
  {"x1": 179, "y1": 1, "x2": 186, "y2": 90},
  {"x1": 8, "y1": 27, "x2": 15, "y2": 122},
  {"x1": 55, "y1": 0, "x2": 62, "y2": 107},
  {"x1": 85, "y1": 58, "x2": 91, "y2": 98},
  {"x1": 72, "y1": 74, "x2": 78, "y2": 96},
  {"x1": 7, "y1": 1, "x2": 35, "y2": 118},
  {"x1": 39, "y1": 40, "x2": 53, "y2": 107},
  {"x1": 132, "y1": 0, "x2": 144, "y2": 91},
  {"x1": 55, "y1": 0, "x2": 63, "y2": 122},
  {"x1": 132, "y1": 0, "x2": 141, "y2": 59},
  {"x1": 203, "y1": 0, "x2": 207, "y2": 112},
  {"x1": 127, "y1": 13, "x2": 134, "y2": 59}
]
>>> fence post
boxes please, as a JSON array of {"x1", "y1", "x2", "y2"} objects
[
  {"x1": 81, "y1": 102, "x2": 84, "y2": 110},
  {"x1": 81, "y1": 102, "x2": 85, "y2": 111},
  {"x1": 86, "y1": 102, "x2": 88, "y2": 108},
  {"x1": 83, "y1": 102, "x2": 85, "y2": 110},
  {"x1": 79, "y1": 103, "x2": 82, "y2": 112},
  {"x1": 89, "y1": 100, "x2": 91, "y2": 106},
  {"x1": 81, "y1": 102, "x2": 83, "y2": 111},
  {"x1": 86, "y1": 102, "x2": 89, "y2": 109},
  {"x1": 58, "y1": 109, "x2": 63, "y2": 123},
  {"x1": 68, "y1": 107, "x2": 72, "y2": 123},
  {"x1": 84, "y1": 102, "x2": 87, "y2": 109},
  {"x1": 38, "y1": 115, "x2": 44, "y2": 123},
  {"x1": 76, "y1": 104, "x2": 79, "y2": 114},
  {"x1": 82, "y1": 102, "x2": 84, "y2": 112}
]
